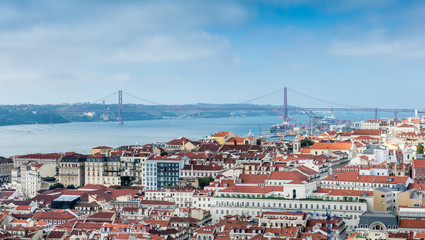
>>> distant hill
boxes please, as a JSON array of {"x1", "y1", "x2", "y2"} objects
[{"x1": 0, "y1": 103, "x2": 295, "y2": 126}]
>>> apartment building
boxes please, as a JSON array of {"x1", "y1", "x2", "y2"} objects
[
  {"x1": 85, "y1": 153, "x2": 121, "y2": 187},
  {"x1": 180, "y1": 162, "x2": 225, "y2": 179},
  {"x1": 145, "y1": 155, "x2": 187, "y2": 190},
  {"x1": 373, "y1": 187, "x2": 397, "y2": 211},
  {"x1": 58, "y1": 153, "x2": 87, "y2": 187},
  {"x1": 0, "y1": 156, "x2": 13, "y2": 185},
  {"x1": 90, "y1": 146, "x2": 113, "y2": 157},
  {"x1": 360, "y1": 120, "x2": 386, "y2": 130},
  {"x1": 12, "y1": 153, "x2": 62, "y2": 169},
  {"x1": 321, "y1": 172, "x2": 413, "y2": 191},
  {"x1": 11, "y1": 161, "x2": 56, "y2": 198},
  {"x1": 120, "y1": 150, "x2": 150, "y2": 186},
  {"x1": 211, "y1": 193, "x2": 367, "y2": 231}
]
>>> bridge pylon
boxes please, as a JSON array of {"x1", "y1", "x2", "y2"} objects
[
  {"x1": 283, "y1": 87, "x2": 288, "y2": 120},
  {"x1": 118, "y1": 90, "x2": 123, "y2": 124}
]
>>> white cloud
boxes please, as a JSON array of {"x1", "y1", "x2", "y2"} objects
[
  {"x1": 0, "y1": 0, "x2": 244, "y2": 102},
  {"x1": 329, "y1": 29, "x2": 425, "y2": 58},
  {"x1": 111, "y1": 32, "x2": 229, "y2": 63}
]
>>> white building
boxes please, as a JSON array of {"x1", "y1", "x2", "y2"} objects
[
  {"x1": 211, "y1": 195, "x2": 367, "y2": 231},
  {"x1": 12, "y1": 161, "x2": 56, "y2": 198},
  {"x1": 145, "y1": 155, "x2": 187, "y2": 190}
]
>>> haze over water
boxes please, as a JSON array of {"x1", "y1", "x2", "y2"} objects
[{"x1": 0, "y1": 112, "x2": 413, "y2": 157}]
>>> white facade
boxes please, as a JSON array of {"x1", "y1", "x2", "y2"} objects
[
  {"x1": 211, "y1": 197, "x2": 367, "y2": 231},
  {"x1": 359, "y1": 168, "x2": 388, "y2": 176},
  {"x1": 361, "y1": 121, "x2": 382, "y2": 130},
  {"x1": 145, "y1": 190, "x2": 194, "y2": 208},
  {"x1": 373, "y1": 148, "x2": 389, "y2": 164},
  {"x1": 265, "y1": 180, "x2": 317, "y2": 199},
  {"x1": 120, "y1": 154, "x2": 149, "y2": 186}
]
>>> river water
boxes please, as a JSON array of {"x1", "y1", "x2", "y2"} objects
[{"x1": 0, "y1": 112, "x2": 413, "y2": 157}]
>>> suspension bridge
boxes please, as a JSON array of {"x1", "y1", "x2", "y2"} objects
[{"x1": 44, "y1": 88, "x2": 423, "y2": 124}]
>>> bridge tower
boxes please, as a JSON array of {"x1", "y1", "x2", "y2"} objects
[
  {"x1": 283, "y1": 87, "x2": 288, "y2": 120},
  {"x1": 374, "y1": 107, "x2": 378, "y2": 120},
  {"x1": 118, "y1": 90, "x2": 123, "y2": 124}
]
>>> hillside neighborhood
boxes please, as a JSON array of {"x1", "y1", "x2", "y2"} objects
[{"x1": 1, "y1": 117, "x2": 425, "y2": 239}]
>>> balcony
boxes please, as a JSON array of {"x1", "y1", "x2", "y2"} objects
[{"x1": 104, "y1": 168, "x2": 120, "y2": 172}]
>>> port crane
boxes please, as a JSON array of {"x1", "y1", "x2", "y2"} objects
[{"x1": 273, "y1": 108, "x2": 321, "y2": 136}]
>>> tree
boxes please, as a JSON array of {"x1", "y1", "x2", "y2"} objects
[
  {"x1": 42, "y1": 177, "x2": 56, "y2": 182},
  {"x1": 300, "y1": 138, "x2": 314, "y2": 148},
  {"x1": 198, "y1": 176, "x2": 214, "y2": 190},
  {"x1": 66, "y1": 184, "x2": 76, "y2": 189},
  {"x1": 110, "y1": 185, "x2": 121, "y2": 189},
  {"x1": 417, "y1": 143, "x2": 424, "y2": 154},
  {"x1": 160, "y1": 152, "x2": 168, "y2": 156},
  {"x1": 49, "y1": 183, "x2": 64, "y2": 190}
]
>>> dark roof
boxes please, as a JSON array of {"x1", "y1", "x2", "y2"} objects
[
  {"x1": 358, "y1": 211, "x2": 398, "y2": 228},
  {"x1": 141, "y1": 200, "x2": 173, "y2": 206},
  {"x1": 0, "y1": 156, "x2": 13, "y2": 163},
  {"x1": 86, "y1": 212, "x2": 115, "y2": 221},
  {"x1": 47, "y1": 230, "x2": 66, "y2": 239}
]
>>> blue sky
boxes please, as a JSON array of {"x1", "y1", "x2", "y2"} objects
[{"x1": 0, "y1": 0, "x2": 424, "y2": 108}]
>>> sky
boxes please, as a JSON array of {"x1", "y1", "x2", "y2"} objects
[{"x1": 0, "y1": 0, "x2": 425, "y2": 108}]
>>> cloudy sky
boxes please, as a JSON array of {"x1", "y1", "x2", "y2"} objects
[{"x1": 0, "y1": 0, "x2": 424, "y2": 108}]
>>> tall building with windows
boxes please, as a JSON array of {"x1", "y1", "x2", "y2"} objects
[
  {"x1": 121, "y1": 150, "x2": 151, "y2": 186},
  {"x1": 12, "y1": 161, "x2": 56, "y2": 198},
  {"x1": 85, "y1": 153, "x2": 121, "y2": 187},
  {"x1": 59, "y1": 153, "x2": 87, "y2": 187},
  {"x1": 0, "y1": 156, "x2": 13, "y2": 185},
  {"x1": 145, "y1": 155, "x2": 187, "y2": 190}
]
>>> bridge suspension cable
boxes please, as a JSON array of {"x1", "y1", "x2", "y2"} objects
[
  {"x1": 239, "y1": 87, "x2": 285, "y2": 104},
  {"x1": 287, "y1": 87, "x2": 362, "y2": 108},
  {"x1": 90, "y1": 91, "x2": 118, "y2": 103},
  {"x1": 122, "y1": 91, "x2": 164, "y2": 105}
]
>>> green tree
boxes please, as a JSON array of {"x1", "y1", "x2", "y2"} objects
[
  {"x1": 42, "y1": 177, "x2": 56, "y2": 182},
  {"x1": 417, "y1": 143, "x2": 424, "y2": 154},
  {"x1": 110, "y1": 185, "x2": 121, "y2": 189},
  {"x1": 66, "y1": 184, "x2": 76, "y2": 189},
  {"x1": 49, "y1": 183, "x2": 64, "y2": 190},
  {"x1": 300, "y1": 138, "x2": 314, "y2": 147},
  {"x1": 198, "y1": 176, "x2": 214, "y2": 190},
  {"x1": 160, "y1": 152, "x2": 168, "y2": 156}
]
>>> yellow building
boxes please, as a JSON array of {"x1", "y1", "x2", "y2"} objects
[
  {"x1": 85, "y1": 153, "x2": 121, "y2": 187},
  {"x1": 397, "y1": 189, "x2": 425, "y2": 209},
  {"x1": 90, "y1": 146, "x2": 113, "y2": 157},
  {"x1": 373, "y1": 188, "x2": 396, "y2": 211},
  {"x1": 311, "y1": 142, "x2": 354, "y2": 157},
  {"x1": 59, "y1": 153, "x2": 87, "y2": 187},
  {"x1": 224, "y1": 137, "x2": 255, "y2": 145},
  {"x1": 211, "y1": 131, "x2": 237, "y2": 145}
]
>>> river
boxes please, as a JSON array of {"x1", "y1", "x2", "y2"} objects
[{"x1": 0, "y1": 112, "x2": 413, "y2": 157}]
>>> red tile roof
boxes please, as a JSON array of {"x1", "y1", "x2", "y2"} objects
[
  {"x1": 269, "y1": 171, "x2": 310, "y2": 183},
  {"x1": 33, "y1": 211, "x2": 77, "y2": 221},
  {"x1": 14, "y1": 153, "x2": 62, "y2": 159},
  {"x1": 220, "y1": 186, "x2": 283, "y2": 194},
  {"x1": 352, "y1": 129, "x2": 385, "y2": 136},
  {"x1": 140, "y1": 200, "x2": 173, "y2": 205},
  {"x1": 92, "y1": 146, "x2": 113, "y2": 150},
  {"x1": 311, "y1": 142, "x2": 352, "y2": 150},
  {"x1": 399, "y1": 219, "x2": 425, "y2": 229},
  {"x1": 214, "y1": 132, "x2": 231, "y2": 137},
  {"x1": 414, "y1": 159, "x2": 425, "y2": 168},
  {"x1": 239, "y1": 174, "x2": 269, "y2": 184}
]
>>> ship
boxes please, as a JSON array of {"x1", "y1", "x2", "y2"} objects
[{"x1": 321, "y1": 114, "x2": 337, "y2": 125}]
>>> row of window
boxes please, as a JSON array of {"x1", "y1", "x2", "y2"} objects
[{"x1": 215, "y1": 200, "x2": 364, "y2": 211}]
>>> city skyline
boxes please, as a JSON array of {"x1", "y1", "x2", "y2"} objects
[{"x1": 0, "y1": 0, "x2": 424, "y2": 108}]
